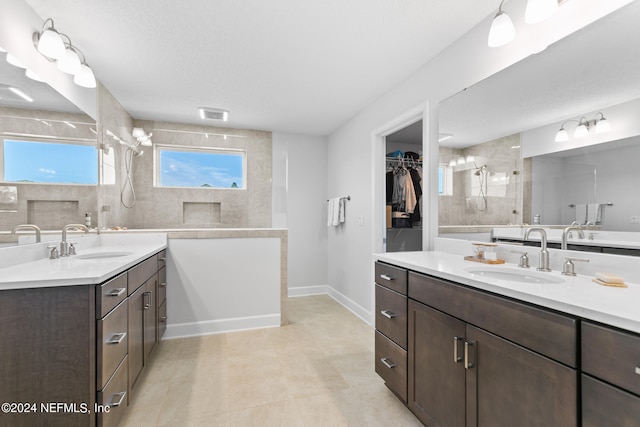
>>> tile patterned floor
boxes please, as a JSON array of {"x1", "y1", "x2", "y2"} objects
[{"x1": 119, "y1": 295, "x2": 422, "y2": 426}]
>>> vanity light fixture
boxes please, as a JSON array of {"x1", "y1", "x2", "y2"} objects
[
  {"x1": 555, "y1": 112, "x2": 611, "y2": 142},
  {"x1": 488, "y1": 0, "x2": 515, "y2": 48},
  {"x1": 32, "y1": 18, "x2": 96, "y2": 88},
  {"x1": 488, "y1": 0, "x2": 560, "y2": 48}
]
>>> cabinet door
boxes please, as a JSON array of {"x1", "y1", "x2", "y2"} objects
[
  {"x1": 465, "y1": 325, "x2": 577, "y2": 427},
  {"x1": 128, "y1": 284, "x2": 145, "y2": 395},
  {"x1": 143, "y1": 274, "x2": 158, "y2": 364},
  {"x1": 408, "y1": 300, "x2": 466, "y2": 427},
  {"x1": 582, "y1": 374, "x2": 640, "y2": 427}
]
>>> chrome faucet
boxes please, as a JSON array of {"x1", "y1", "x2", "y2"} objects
[
  {"x1": 562, "y1": 225, "x2": 584, "y2": 250},
  {"x1": 61, "y1": 224, "x2": 88, "y2": 256},
  {"x1": 523, "y1": 227, "x2": 551, "y2": 272},
  {"x1": 12, "y1": 224, "x2": 41, "y2": 243}
]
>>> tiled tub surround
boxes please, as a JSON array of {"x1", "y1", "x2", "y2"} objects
[{"x1": 376, "y1": 237, "x2": 640, "y2": 333}]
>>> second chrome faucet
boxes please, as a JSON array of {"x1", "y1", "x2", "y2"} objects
[{"x1": 523, "y1": 227, "x2": 551, "y2": 272}]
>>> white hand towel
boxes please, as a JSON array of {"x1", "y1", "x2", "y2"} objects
[
  {"x1": 575, "y1": 204, "x2": 587, "y2": 224},
  {"x1": 338, "y1": 198, "x2": 346, "y2": 223},
  {"x1": 327, "y1": 198, "x2": 335, "y2": 226},
  {"x1": 587, "y1": 203, "x2": 601, "y2": 224},
  {"x1": 332, "y1": 197, "x2": 341, "y2": 226}
]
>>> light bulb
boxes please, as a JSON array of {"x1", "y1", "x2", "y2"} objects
[
  {"x1": 488, "y1": 11, "x2": 515, "y2": 47},
  {"x1": 36, "y1": 28, "x2": 66, "y2": 59},
  {"x1": 555, "y1": 128, "x2": 569, "y2": 142},
  {"x1": 595, "y1": 117, "x2": 611, "y2": 134},
  {"x1": 57, "y1": 47, "x2": 81, "y2": 74},
  {"x1": 73, "y1": 63, "x2": 96, "y2": 88},
  {"x1": 574, "y1": 123, "x2": 589, "y2": 138},
  {"x1": 525, "y1": 0, "x2": 558, "y2": 24}
]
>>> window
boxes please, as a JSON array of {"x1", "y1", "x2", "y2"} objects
[
  {"x1": 155, "y1": 146, "x2": 246, "y2": 189},
  {"x1": 1, "y1": 139, "x2": 98, "y2": 184}
]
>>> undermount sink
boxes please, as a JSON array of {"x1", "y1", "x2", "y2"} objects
[
  {"x1": 465, "y1": 267, "x2": 565, "y2": 284},
  {"x1": 75, "y1": 251, "x2": 134, "y2": 260}
]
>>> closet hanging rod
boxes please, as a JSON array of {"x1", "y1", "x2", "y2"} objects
[
  {"x1": 326, "y1": 196, "x2": 351, "y2": 202},
  {"x1": 386, "y1": 157, "x2": 422, "y2": 162}
]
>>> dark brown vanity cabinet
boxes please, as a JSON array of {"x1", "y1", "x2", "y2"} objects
[
  {"x1": 374, "y1": 262, "x2": 408, "y2": 402},
  {"x1": 407, "y1": 273, "x2": 577, "y2": 427},
  {"x1": 581, "y1": 322, "x2": 640, "y2": 426},
  {"x1": 0, "y1": 249, "x2": 166, "y2": 427}
]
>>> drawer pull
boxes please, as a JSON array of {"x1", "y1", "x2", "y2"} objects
[
  {"x1": 464, "y1": 341, "x2": 474, "y2": 370},
  {"x1": 160, "y1": 316, "x2": 167, "y2": 322},
  {"x1": 380, "y1": 357, "x2": 396, "y2": 369},
  {"x1": 160, "y1": 282, "x2": 167, "y2": 287},
  {"x1": 159, "y1": 257, "x2": 166, "y2": 262},
  {"x1": 380, "y1": 274, "x2": 395, "y2": 281},
  {"x1": 107, "y1": 288, "x2": 126, "y2": 297},
  {"x1": 107, "y1": 332, "x2": 127, "y2": 345},
  {"x1": 109, "y1": 391, "x2": 127, "y2": 407},
  {"x1": 380, "y1": 310, "x2": 396, "y2": 319},
  {"x1": 143, "y1": 291, "x2": 151, "y2": 310},
  {"x1": 636, "y1": 367, "x2": 640, "y2": 375},
  {"x1": 453, "y1": 336, "x2": 463, "y2": 363}
]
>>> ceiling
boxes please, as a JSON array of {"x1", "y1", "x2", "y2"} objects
[
  {"x1": 439, "y1": 1, "x2": 640, "y2": 148},
  {"x1": 21, "y1": 0, "x2": 498, "y2": 136}
]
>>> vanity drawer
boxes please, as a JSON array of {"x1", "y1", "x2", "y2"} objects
[
  {"x1": 96, "y1": 272, "x2": 127, "y2": 319},
  {"x1": 582, "y1": 374, "x2": 640, "y2": 427},
  {"x1": 97, "y1": 355, "x2": 128, "y2": 427},
  {"x1": 128, "y1": 254, "x2": 158, "y2": 295},
  {"x1": 158, "y1": 300, "x2": 167, "y2": 340},
  {"x1": 375, "y1": 284, "x2": 407, "y2": 349},
  {"x1": 375, "y1": 262, "x2": 407, "y2": 295},
  {"x1": 582, "y1": 322, "x2": 640, "y2": 395},
  {"x1": 375, "y1": 330, "x2": 407, "y2": 402},
  {"x1": 158, "y1": 266, "x2": 167, "y2": 306},
  {"x1": 97, "y1": 299, "x2": 128, "y2": 390},
  {"x1": 409, "y1": 272, "x2": 577, "y2": 367},
  {"x1": 157, "y1": 249, "x2": 167, "y2": 269}
]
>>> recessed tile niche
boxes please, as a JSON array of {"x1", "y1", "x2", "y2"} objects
[
  {"x1": 27, "y1": 200, "x2": 80, "y2": 229},
  {"x1": 183, "y1": 202, "x2": 222, "y2": 225}
]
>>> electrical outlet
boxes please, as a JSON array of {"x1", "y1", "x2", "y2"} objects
[
  {"x1": 357, "y1": 216, "x2": 365, "y2": 226},
  {"x1": 631, "y1": 216, "x2": 640, "y2": 224}
]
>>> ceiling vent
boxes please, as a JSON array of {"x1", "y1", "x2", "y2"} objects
[{"x1": 198, "y1": 107, "x2": 229, "y2": 121}]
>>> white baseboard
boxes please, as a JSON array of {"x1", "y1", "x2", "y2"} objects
[
  {"x1": 288, "y1": 285, "x2": 328, "y2": 297},
  {"x1": 163, "y1": 314, "x2": 281, "y2": 339},
  {"x1": 326, "y1": 286, "x2": 373, "y2": 326}
]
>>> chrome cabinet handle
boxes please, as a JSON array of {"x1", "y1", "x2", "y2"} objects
[
  {"x1": 107, "y1": 332, "x2": 127, "y2": 345},
  {"x1": 379, "y1": 274, "x2": 394, "y2": 281},
  {"x1": 107, "y1": 288, "x2": 126, "y2": 297},
  {"x1": 380, "y1": 310, "x2": 396, "y2": 319},
  {"x1": 160, "y1": 316, "x2": 167, "y2": 322},
  {"x1": 464, "y1": 341, "x2": 474, "y2": 370},
  {"x1": 143, "y1": 291, "x2": 151, "y2": 310},
  {"x1": 159, "y1": 257, "x2": 166, "y2": 262},
  {"x1": 159, "y1": 282, "x2": 167, "y2": 287},
  {"x1": 380, "y1": 357, "x2": 396, "y2": 369},
  {"x1": 453, "y1": 336, "x2": 463, "y2": 363},
  {"x1": 109, "y1": 391, "x2": 127, "y2": 407},
  {"x1": 636, "y1": 367, "x2": 640, "y2": 376}
]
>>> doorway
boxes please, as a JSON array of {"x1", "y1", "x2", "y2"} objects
[{"x1": 385, "y1": 120, "x2": 423, "y2": 252}]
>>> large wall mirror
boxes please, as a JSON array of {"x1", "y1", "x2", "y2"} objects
[
  {"x1": 438, "y1": 1, "x2": 640, "y2": 234},
  {"x1": 0, "y1": 50, "x2": 97, "y2": 242}
]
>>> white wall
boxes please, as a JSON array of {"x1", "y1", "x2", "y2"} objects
[
  {"x1": 272, "y1": 133, "x2": 328, "y2": 295},
  {"x1": 325, "y1": 0, "x2": 633, "y2": 325}
]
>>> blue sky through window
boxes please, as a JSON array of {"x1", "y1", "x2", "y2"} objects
[
  {"x1": 3, "y1": 140, "x2": 98, "y2": 184},
  {"x1": 159, "y1": 149, "x2": 244, "y2": 188}
]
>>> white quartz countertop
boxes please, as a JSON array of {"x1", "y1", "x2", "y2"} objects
[
  {"x1": 0, "y1": 234, "x2": 167, "y2": 291},
  {"x1": 374, "y1": 251, "x2": 640, "y2": 334}
]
